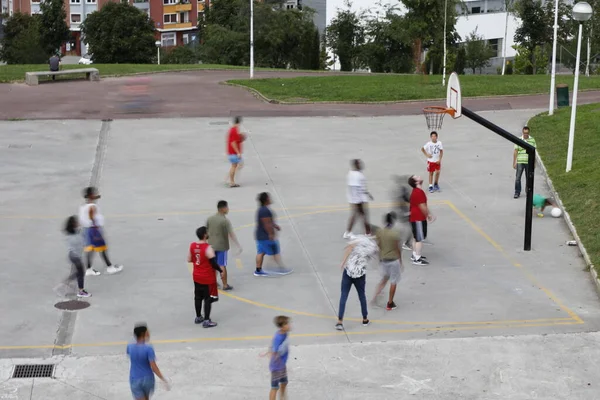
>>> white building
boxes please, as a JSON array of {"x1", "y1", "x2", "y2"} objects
[{"x1": 455, "y1": 0, "x2": 575, "y2": 72}]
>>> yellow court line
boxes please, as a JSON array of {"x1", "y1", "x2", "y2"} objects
[
  {"x1": 0, "y1": 201, "x2": 444, "y2": 221},
  {"x1": 443, "y1": 200, "x2": 583, "y2": 324},
  {"x1": 0, "y1": 319, "x2": 582, "y2": 351}
]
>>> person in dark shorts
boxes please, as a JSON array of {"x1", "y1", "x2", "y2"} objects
[
  {"x1": 408, "y1": 175, "x2": 432, "y2": 266},
  {"x1": 188, "y1": 226, "x2": 223, "y2": 328},
  {"x1": 263, "y1": 316, "x2": 291, "y2": 400}
]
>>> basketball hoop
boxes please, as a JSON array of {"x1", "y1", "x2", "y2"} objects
[{"x1": 423, "y1": 106, "x2": 455, "y2": 131}]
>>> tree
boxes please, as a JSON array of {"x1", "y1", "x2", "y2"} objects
[
  {"x1": 362, "y1": 6, "x2": 413, "y2": 73},
  {"x1": 39, "y1": 0, "x2": 70, "y2": 57},
  {"x1": 81, "y1": 2, "x2": 156, "y2": 63},
  {"x1": 400, "y1": 0, "x2": 462, "y2": 74},
  {"x1": 464, "y1": 29, "x2": 494, "y2": 74},
  {"x1": 326, "y1": 1, "x2": 365, "y2": 71},
  {"x1": 454, "y1": 45, "x2": 466, "y2": 74},
  {"x1": 0, "y1": 13, "x2": 46, "y2": 64}
]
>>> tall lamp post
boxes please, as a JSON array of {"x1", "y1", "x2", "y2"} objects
[
  {"x1": 548, "y1": 0, "x2": 560, "y2": 115},
  {"x1": 249, "y1": 0, "x2": 254, "y2": 79},
  {"x1": 155, "y1": 40, "x2": 161, "y2": 65},
  {"x1": 442, "y1": 0, "x2": 448, "y2": 87},
  {"x1": 566, "y1": 1, "x2": 593, "y2": 173}
]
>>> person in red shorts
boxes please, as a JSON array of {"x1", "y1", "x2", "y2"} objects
[
  {"x1": 226, "y1": 116, "x2": 245, "y2": 188},
  {"x1": 421, "y1": 131, "x2": 444, "y2": 193},
  {"x1": 188, "y1": 226, "x2": 223, "y2": 328},
  {"x1": 408, "y1": 175, "x2": 433, "y2": 266}
]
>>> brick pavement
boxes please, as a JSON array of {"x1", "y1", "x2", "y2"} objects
[{"x1": 1, "y1": 70, "x2": 599, "y2": 119}]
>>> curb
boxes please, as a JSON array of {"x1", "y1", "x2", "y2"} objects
[{"x1": 529, "y1": 113, "x2": 599, "y2": 294}]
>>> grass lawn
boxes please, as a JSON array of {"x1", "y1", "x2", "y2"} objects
[
  {"x1": 228, "y1": 74, "x2": 600, "y2": 102},
  {"x1": 529, "y1": 103, "x2": 600, "y2": 274},
  {"x1": 0, "y1": 63, "x2": 250, "y2": 83}
]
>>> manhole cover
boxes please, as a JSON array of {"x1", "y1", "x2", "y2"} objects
[{"x1": 54, "y1": 300, "x2": 90, "y2": 311}]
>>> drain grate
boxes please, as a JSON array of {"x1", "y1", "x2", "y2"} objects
[
  {"x1": 8, "y1": 144, "x2": 32, "y2": 149},
  {"x1": 12, "y1": 364, "x2": 54, "y2": 379}
]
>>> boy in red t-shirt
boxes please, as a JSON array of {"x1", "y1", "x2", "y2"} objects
[
  {"x1": 408, "y1": 175, "x2": 433, "y2": 266},
  {"x1": 226, "y1": 116, "x2": 245, "y2": 188},
  {"x1": 188, "y1": 226, "x2": 223, "y2": 328}
]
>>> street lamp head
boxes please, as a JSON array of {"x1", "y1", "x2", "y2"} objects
[
  {"x1": 573, "y1": 2, "x2": 593, "y2": 22},
  {"x1": 155, "y1": 40, "x2": 161, "y2": 47}
]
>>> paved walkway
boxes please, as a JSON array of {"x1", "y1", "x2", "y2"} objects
[{"x1": 1, "y1": 70, "x2": 600, "y2": 119}]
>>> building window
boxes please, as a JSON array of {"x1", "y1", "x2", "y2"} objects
[
  {"x1": 163, "y1": 0, "x2": 177, "y2": 4},
  {"x1": 164, "y1": 13, "x2": 177, "y2": 23},
  {"x1": 71, "y1": 14, "x2": 81, "y2": 23},
  {"x1": 183, "y1": 33, "x2": 189, "y2": 45},
  {"x1": 70, "y1": 0, "x2": 81, "y2": 3},
  {"x1": 161, "y1": 32, "x2": 176, "y2": 47},
  {"x1": 179, "y1": 11, "x2": 189, "y2": 23},
  {"x1": 198, "y1": 11, "x2": 205, "y2": 21},
  {"x1": 471, "y1": 6, "x2": 481, "y2": 14},
  {"x1": 31, "y1": 0, "x2": 41, "y2": 3},
  {"x1": 86, "y1": 0, "x2": 96, "y2": 3},
  {"x1": 488, "y1": 38, "x2": 500, "y2": 56}
]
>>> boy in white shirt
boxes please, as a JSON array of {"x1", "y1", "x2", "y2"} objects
[
  {"x1": 344, "y1": 159, "x2": 374, "y2": 239},
  {"x1": 421, "y1": 131, "x2": 444, "y2": 193}
]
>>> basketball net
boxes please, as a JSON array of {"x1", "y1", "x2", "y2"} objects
[{"x1": 423, "y1": 106, "x2": 455, "y2": 131}]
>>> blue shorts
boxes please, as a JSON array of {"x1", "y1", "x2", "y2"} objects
[
  {"x1": 257, "y1": 240, "x2": 280, "y2": 256},
  {"x1": 271, "y1": 368, "x2": 288, "y2": 389},
  {"x1": 83, "y1": 227, "x2": 107, "y2": 252},
  {"x1": 228, "y1": 154, "x2": 242, "y2": 164},
  {"x1": 215, "y1": 250, "x2": 228, "y2": 267},
  {"x1": 130, "y1": 376, "x2": 155, "y2": 399}
]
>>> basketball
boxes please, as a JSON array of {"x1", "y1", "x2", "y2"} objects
[
  {"x1": 240, "y1": 133, "x2": 247, "y2": 142},
  {"x1": 551, "y1": 207, "x2": 562, "y2": 218}
]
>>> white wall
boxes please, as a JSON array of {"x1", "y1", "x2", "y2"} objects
[{"x1": 456, "y1": 12, "x2": 521, "y2": 58}]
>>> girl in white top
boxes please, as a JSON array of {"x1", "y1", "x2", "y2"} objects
[
  {"x1": 344, "y1": 159, "x2": 374, "y2": 239},
  {"x1": 79, "y1": 186, "x2": 123, "y2": 276}
]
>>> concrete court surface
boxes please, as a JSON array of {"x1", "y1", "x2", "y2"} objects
[{"x1": 1, "y1": 111, "x2": 600, "y2": 398}]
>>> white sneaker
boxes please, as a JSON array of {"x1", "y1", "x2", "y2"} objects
[
  {"x1": 402, "y1": 244, "x2": 412, "y2": 251},
  {"x1": 86, "y1": 268, "x2": 101, "y2": 276},
  {"x1": 343, "y1": 231, "x2": 353, "y2": 239},
  {"x1": 106, "y1": 265, "x2": 123, "y2": 275}
]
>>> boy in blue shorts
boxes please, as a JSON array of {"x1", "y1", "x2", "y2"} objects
[
  {"x1": 254, "y1": 192, "x2": 292, "y2": 276},
  {"x1": 127, "y1": 324, "x2": 169, "y2": 400},
  {"x1": 264, "y1": 316, "x2": 291, "y2": 400},
  {"x1": 533, "y1": 194, "x2": 557, "y2": 217}
]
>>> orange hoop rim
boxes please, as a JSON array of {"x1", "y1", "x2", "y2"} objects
[{"x1": 423, "y1": 106, "x2": 456, "y2": 117}]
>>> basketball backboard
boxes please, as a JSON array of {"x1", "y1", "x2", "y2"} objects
[{"x1": 447, "y1": 72, "x2": 462, "y2": 118}]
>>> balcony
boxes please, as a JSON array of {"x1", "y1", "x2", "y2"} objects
[
  {"x1": 163, "y1": 3, "x2": 192, "y2": 12},
  {"x1": 162, "y1": 22, "x2": 193, "y2": 29}
]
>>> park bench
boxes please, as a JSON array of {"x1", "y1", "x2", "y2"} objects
[{"x1": 25, "y1": 68, "x2": 100, "y2": 86}]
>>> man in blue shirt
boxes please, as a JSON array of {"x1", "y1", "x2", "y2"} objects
[
  {"x1": 126, "y1": 324, "x2": 169, "y2": 400},
  {"x1": 254, "y1": 192, "x2": 292, "y2": 276}
]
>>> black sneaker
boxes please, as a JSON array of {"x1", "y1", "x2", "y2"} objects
[
  {"x1": 203, "y1": 320, "x2": 217, "y2": 328},
  {"x1": 386, "y1": 302, "x2": 397, "y2": 310},
  {"x1": 411, "y1": 255, "x2": 427, "y2": 261},
  {"x1": 335, "y1": 323, "x2": 344, "y2": 331},
  {"x1": 223, "y1": 285, "x2": 233, "y2": 291},
  {"x1": 362, "y1": 319, "x2": 371, "y2": 326},
  {"x1": 412, "y1": 257, "x2": 430, "y2": 266},
  {"x1": 194, "y1": 316, "x2": 204, "y2": 324},
  {"x1": 514, "y1": 193, "x2": 520, "y2": 199}
]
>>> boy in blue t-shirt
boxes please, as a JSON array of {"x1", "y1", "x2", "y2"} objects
[
  {"x1": 126, "y1": 324, "x2": 169, "y2": 400},
  {"x1": 263, "y1": 316, "x2": 291, "y2": 400}
]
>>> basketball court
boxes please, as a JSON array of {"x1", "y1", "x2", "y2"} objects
[{"x1": 1, "y1": 74, "x2": 600, "y2": 398}]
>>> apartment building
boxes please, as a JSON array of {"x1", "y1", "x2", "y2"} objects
[{"x1": 2, "y1": 0, "x2": 203, "y2": 56}]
